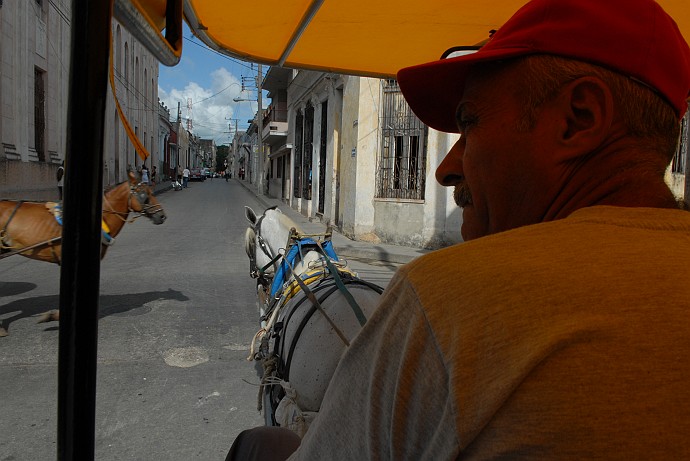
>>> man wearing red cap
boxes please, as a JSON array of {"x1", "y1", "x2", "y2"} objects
[{"x1": 228, "y1": 0, "x2": 690, "y2": 458}]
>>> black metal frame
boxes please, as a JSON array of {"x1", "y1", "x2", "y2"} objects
[
  {"x1": 59, "y1": 1, "x2": 181, "y2": 459},
  {"x1": 58, "y1": 1, "x2": 111, "y2": 458}
]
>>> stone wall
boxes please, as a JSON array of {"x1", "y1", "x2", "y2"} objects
[{"x1": 0, "y1": 159, "x2": 60, "y2": 201}]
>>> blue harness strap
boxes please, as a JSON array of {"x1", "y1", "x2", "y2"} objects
[
  {"x1": 269, "y1": 238, "x2": 339, "y2": 298},
  {"x1": 52, "y1": 204, "x2": 113, "y2": 245}
]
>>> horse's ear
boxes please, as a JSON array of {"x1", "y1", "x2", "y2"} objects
[
  {"x1": 245, "y1": 206, "x2": 258, "y2": 226},
  {"x1": 127, "y1": 170, "x2": 137, "y2": 184}
]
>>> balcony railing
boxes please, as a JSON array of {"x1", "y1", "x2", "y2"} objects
[{"x1": 263, "y1": 106, "x2": 288, "y2": 126}]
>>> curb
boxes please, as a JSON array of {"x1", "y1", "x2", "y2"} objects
[{"x1": 152, "y1": 183, "x2": 172, "y2": 196}]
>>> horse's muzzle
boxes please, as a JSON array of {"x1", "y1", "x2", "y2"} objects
[{"x1": 151, "y1": 210, "x2": 166, "y2": 224}]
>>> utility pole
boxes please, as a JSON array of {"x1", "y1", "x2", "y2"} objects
[
  {"x1": 257, "y1": 64, "x2": 264, "y2": 196},
  {"x1": 231, "y1": 118, "x2": 238, "y2": 176}
]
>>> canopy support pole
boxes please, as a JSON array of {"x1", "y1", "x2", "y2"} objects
[
  {"x1": 277, "y1": 0, "x2": 325, "y2": 67},
  {"x1": 58, "y1": 0, "x2": 112, "y2": 459}
]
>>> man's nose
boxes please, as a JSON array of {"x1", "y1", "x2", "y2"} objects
[{"x1": 435, "y1": 138, "x2": 464, "y2": 186}]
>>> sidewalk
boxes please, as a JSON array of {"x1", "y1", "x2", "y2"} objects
[{"x1": 235, "y1": 179, "x2": 430, "y2": 265}]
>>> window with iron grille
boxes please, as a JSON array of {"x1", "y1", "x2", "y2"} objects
[
  {"x1": 376, "y1": 79, "x2": 427, "y2": 200},
  {"x1": 672, "y1": 111, "x2": 688, "y2": 174}
]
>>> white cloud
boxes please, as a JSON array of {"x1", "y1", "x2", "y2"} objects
[{"x1": 158, "y1": 67, "x2": 253, "y2": 143}]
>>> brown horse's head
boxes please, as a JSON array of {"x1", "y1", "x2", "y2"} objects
[{"x1": 127, "y1": 171, "x2": 166, "y2": 224}]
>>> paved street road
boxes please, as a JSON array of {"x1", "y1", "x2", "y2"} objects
[{"x1": 0, "y1": 178, "x2": 399, "y2": 460}]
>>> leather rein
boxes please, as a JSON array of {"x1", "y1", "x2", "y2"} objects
[{"x1": 249, "y1": 207, "x2": 282, "y2": 288}]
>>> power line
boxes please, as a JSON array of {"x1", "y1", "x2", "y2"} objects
[{"x1": 183, "y1": 36, "x2": 267, "y2": 77}]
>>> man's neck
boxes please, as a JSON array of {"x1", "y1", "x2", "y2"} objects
[{"x1": 545, "y1": 146, "x2": 679, "y2": 221}]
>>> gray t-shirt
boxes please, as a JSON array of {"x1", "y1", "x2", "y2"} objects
[{"x1": 289, "y1": 206, "x2": 690, "y2": 460}]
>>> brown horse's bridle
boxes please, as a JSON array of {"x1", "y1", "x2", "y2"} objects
[
  {"x1": 129, "y1": 184, "x2": 164, "y2": 218},
  {"x1": 103, "y1": 183, "x2": 163, "y2": 222}
]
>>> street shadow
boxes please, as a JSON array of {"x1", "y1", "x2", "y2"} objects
[
  {"x1": 0, "y1": 281, "x2": 37, "y2": 297},
  {"x1": 0, "y1": 287, "x2": 189, "y2": 336}
]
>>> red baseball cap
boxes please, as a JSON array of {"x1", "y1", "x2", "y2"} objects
[{"x1": 397, "y1": 0, "x2": 690, "y2": 133}]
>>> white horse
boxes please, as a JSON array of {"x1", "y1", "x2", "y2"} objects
[{"x1": 244, "y1": 206, "x2": 383, "y2": 436}]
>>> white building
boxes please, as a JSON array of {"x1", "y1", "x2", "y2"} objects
[
  {"x1": 0, "y1": 0, "x2": 70, "y2": 199},
  {"x1": 262, "y1": 68, "x2": 462, "y2": 249},
  {"x1": 0, "y1": 0, "x2": 159, "y2": 199},
  {"x1": 104, "y1": 22, "x2": 160, "y2": 186}
]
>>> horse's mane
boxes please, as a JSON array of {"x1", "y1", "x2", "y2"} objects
[
  {"x1": 104, "y1": 179, "x2": 130, "y2": 195},
  {"x1": 270, "y1": 208, "x2": 304, "y2": 235}
]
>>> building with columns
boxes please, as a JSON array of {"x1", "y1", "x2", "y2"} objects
[
  {"x1": 0, "y1": 0, "x2": 160, "y2": 199},
  {"x1": 104, "y1": 22, "x2": 161, "y2": 186},
  {"x1": 260, "y1": 68, "x2": 462, "y2": 249},
  {"x1": 0, "y1": 0, "x2": 70, "y2": 199}
]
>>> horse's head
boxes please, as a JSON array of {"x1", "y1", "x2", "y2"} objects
[
  {"x1": 245, "y1": 206, "x2": 302, "y2": 280},
  {"x1": 127, "y1": 170, "x2": 166, "y2": 224}
]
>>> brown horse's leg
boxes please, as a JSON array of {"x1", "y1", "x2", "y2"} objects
[{"x1": 36, "y1": 309, "x2": 60, "y2": 323}]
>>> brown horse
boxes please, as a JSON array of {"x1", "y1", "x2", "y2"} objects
[
  {"x1": 0, "y1": 171, "x2": 166, "y2": 331},
  {"x1": 0, "y1": 171, "x2": 165, "y2": 265}
]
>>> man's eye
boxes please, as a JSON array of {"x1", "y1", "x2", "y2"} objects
[{"x1": 457, "y1": 116, "x2": 477, "y2": 133}]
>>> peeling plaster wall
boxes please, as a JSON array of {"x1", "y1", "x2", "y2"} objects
[{"x1": 372, "y1": 130, "x2": 463, "y2": 249}]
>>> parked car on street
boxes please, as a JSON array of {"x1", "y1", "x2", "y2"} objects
[{"x1": 189, "y1": 168, "x2": 205, "y2": 181}]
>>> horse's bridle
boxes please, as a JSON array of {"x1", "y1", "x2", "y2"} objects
[
  {"x1": 249, "y1": 207, "x2": 281, "y2": 287},
  {"x1": 103, "y1": 183, "x2": 163, "y2": 221},
  {"x1": 128, "y1": 183, "x2": 164, "y2": 218}
]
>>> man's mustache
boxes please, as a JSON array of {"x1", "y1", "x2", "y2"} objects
[{"x1": 454, "y1": 182, "x2": 473, "y2": 207}]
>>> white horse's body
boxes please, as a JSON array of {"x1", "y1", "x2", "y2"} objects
[{"x1": 244, "y1": 206, "x2": 383, "y2": 436}]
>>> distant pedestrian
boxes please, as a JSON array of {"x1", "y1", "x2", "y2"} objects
[
  {"x1": 182, "y1": 166, "x2": 190, "y2": 188},
  {"x1": 56, "y1": 160, "x2": 64, "y2": 201},
  {"x1": 151, "y1": 165, "x2": 157, "y2": 186},
  {"x1": 177, "y1": 164, "x2": 183, "y2": 184},
  {"x1": 141, "y1": 164, "x2": 150, "y2": 185}
]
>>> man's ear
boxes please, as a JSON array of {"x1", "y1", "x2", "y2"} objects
[{"x1": 558, "y1": 76, "x2": 614, "y2": 149}]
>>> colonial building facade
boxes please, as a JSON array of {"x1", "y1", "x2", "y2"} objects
[
  {"x1": 0, "y1": 1, "x2": 159, "y2": 199},
  {"x1": 256, "y1": 68, "x2": 462, "y2": 249},
  {"x1": 0, "y1": 0, "x2": 70, "y2": 198},
  {"x1": 104, "y1": 22, "x2": 160, "y2": 187}
]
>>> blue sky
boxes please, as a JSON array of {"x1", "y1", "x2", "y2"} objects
[{"x1": 158, "y1": 23, "x2": 266, "y2": 145}]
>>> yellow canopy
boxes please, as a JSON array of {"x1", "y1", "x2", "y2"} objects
[{"x1": 119, "y1": 0, "x2": 690, "y2": 78}]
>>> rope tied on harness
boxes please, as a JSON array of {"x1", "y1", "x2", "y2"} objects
[{"x1": 257, "y1": 353, "x2": 279, "y2": 411}]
